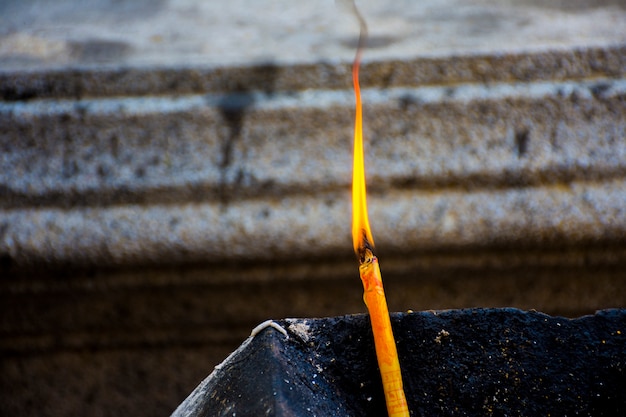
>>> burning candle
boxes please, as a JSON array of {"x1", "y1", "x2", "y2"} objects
[{"x1": 349, "y1": 3, "x2": 410, "y2": 416}]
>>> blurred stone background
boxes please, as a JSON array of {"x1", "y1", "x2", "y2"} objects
[{"x1": 1, "y1": 0, "x2": 625, "y2": 416}]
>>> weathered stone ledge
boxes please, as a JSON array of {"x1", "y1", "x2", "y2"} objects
[
  {"x1": 1, "y1": 45, "x2": 624, "y2": 100},
  {"x1": 1, "y1": 177, "x2": 625, "y2": 271},
  {"x1": 2, "y1": 70, "x2": 625, "y2": 272}
]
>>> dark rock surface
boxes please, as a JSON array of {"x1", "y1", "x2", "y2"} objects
[{"x1": 173, "y1": 309, "x2": 626, "y2": 416}]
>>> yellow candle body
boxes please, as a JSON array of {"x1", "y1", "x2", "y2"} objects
[{"x1": 360, "y1": 256, "x2": 410, "y2": 417}]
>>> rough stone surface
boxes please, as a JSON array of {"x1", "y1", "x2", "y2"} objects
[
  {"x1": 172, "y1": 309, "x2": 626, "y2": 416},
  {"x1": 2, "y1": 75, "x2": 626, "y2": 270},
  {"x1": 1, "y1": 0, "x2": 626, "y2": 272},
  {"x1": 1, "y1": 0, "x2": 625, "y2": 71}
]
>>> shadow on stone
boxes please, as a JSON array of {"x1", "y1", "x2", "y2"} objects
[{"x1": 172, "y1": 308, "x2": 626, "y2": 416}]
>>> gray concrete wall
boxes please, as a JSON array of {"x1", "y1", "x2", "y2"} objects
[
  {"x1": 2, "y1": 47, "x2": 625, "y2": 269},
  {"x1": 1, "y1": 1, "x2": 626, "y2": 416}
]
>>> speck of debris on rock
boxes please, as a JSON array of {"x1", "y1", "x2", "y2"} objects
[{"x1": 435, "y1": 329, "x2": 450, "y2": 344}]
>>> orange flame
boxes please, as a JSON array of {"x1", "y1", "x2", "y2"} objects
[{"x1": 351, "y1": 27, "x2": 374, "y2": 258}]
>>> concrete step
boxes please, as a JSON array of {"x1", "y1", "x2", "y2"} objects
[{"x1": 2, "y1": 49, "x2": 626, "y2": 270}]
